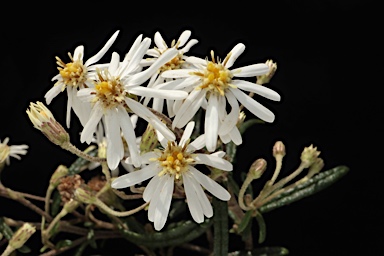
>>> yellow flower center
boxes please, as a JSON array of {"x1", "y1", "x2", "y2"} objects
[
  {"x1": 156, "y1": 141, "x2": 194, "y2": 180},
  {"x1": 56, "y1": 53, "x2": 87, "y2": 88},
  {"x1": 193, "y1": 50, "x2": 234, "y2": 96},
  {"x1": 94, "y1": 69, "x2": 127, "y2": 109}
]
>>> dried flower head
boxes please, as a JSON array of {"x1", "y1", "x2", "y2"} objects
[
  {"x1": 300, "y1": 144, "x2": 321, "y2": 168},
  {"x1": 57, "y1": 174, "x2": 84, "y2": 203},
  {"x1": 257, "y1": 59, "x2": 277, "y2": 85},
  {"x1": 9, "y1": 222, "x2": 36, "y2": 250}
]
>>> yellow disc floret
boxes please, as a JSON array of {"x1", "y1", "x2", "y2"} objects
[
  {"x1": 193, "y1": 50, "x2": 234, "y2": 96},
  {"x1": 156, "y1": 141, "x2": 194, "y2": 180},
  {"x1": 94, "y1": 69, "x2": 127, "y2": 109},
  {"x1": 56, "y1": 52, "x2": 87, "y2": 88}
]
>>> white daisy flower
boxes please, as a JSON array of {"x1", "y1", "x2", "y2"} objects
[
  {"x1": 111, "y1": 121, "x2": 232, "y2": 231},
  {"x1": 77, "y1": 37, "x2": 188, "y2": 171},
  {"x1": 140, "y1": 30, "x2": 199, "y2": 116},
  {"x1": 160, "y1": 43, "x2": 281, "y2": 152},
  {"x1": 0, "y1": 137, "x2": 28, "y2": 166},
  {"x1": 45, "y1": 30, "x2": 120, "y2": 128}
]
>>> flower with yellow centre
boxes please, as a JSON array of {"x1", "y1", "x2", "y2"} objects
[
  {"x1": 45, "y1": 30, "x2": 120, "y2": 128},
  {"x1": 140, "y1": 30, "x2": 199, "y2": 117},
  {"x1": 159, "y1": 43, "x2": 281, "y2": 152},
  {"x1": 111, "y1": 121, "x2": 232, "y2": 231},
  {"x1": 77, "y1": 36, "x2": 188, "y2": 171},
  {"x1": 0, "y1": 137, "x2": 28, "y2": 168}
]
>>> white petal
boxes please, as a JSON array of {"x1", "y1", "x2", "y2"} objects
[
  {"x1": 230, "y1": 88, "x2": 276, "y2": 123},
  {"x1": 124, "y1": 34, "x2": 143, "y2": 62},
  {"x1": 66, "y1": 87, "x2": 74, "y2": 128},
  {"x1": 143, "y1": 174, "x2": 161, "y2": 202},
  {"x1": 154, "y1": 31, "x2": 166, "y2": 50},
  {"x1": 225, "y1": 43, "x2": 245, "y2": 69},
  {"x1": 124, "y1": 97, "x2": 175, "y2": 141},
  {"x1": 189, "y1": 166, "x2": 231, "y2": 201},
  {"x1": 161, "y1": 69, "x2": 195, "y2": 79},
  {"x1": 183, "y1": 173, "x2": 204, "y2": 223},
  {"x1": 72, "y1": 91, "x2": 92, "y2": 127},
  {"x1": 204, "y1": 94, "x2": 219, "y2": 152},
  {"x1": 126, "y1": 48, "x2": 178, "y2": 86},
  {"x1": 187, "y1": 173, "x2": 213, "y2": 218},
  {"x1": 185, "y1": 56, "x2": 206, "y2": 65},
  {"x1": 121, "y1": 37, "x2": 151, "y2": 76},
  {"x1": 232, "y1": 80, "x2": 281, "y2": 101},
  {"x1": 111, "y1": 163, "x2": 160, "y2": 189},
  {"x1": 155, "y1": 129, "x2": 168, "y2": 149},
  {"x1": 117, "y1": 106, "x2": 141, "y2": 167},
  {"x1": 172, "y1": 89, "x2": 205, "y2": 129},
  {"x1": 180, "y1": 39, "x2": 199, "y2": 53},
  {"x1": 177, "y1": 30, "x2": 191, "y2": 48},
  {"x1": 154, "y1": 175, "x2": 174, "y2": 231},
  {"x1": 210, "y1": 151, "x2": 226, "y2": 158},
  {"x1": 218, "y1": 91, "x2": 239, "y2": 136},
  {"x1": 44, "y1": 85, "x2": 63, "y2": 105},
  {"x1": 85, "y1": 30, "x2": 120, "y2": 67},
  {"x1": 148, "y1": 175, "x2": 167, "y2": 221},
  {"x1": 231, "y1": 63, "x2": 270, "y2": 77},
  {"x1": 140, "y1": 151, "x2": 159, "y2": 164},
  {"x1": 179, "y1": 121, "x2": 195, "y2": 147},
  {"x1": 127, "y1": 86, "x2": 188, "y2": 100},
  {"x1": 108, "y1": 52, "x2": 120, "y2": 75},
  {"x1": 73, "y1": 45, "x2": 85, "y2": 61},
  {"x1": 80, "y1": 102, "x2": 104, "y2": 144},
  {"x1": 228, "y1": 126, "x2": 242, "y2": 145},
  {"x1": 105, "y1": 109, "x2": 124, "y2": 170},
  {"x1": 77, "y1": 88, "x2": 96, "y2": 102},
  {"x1": 219, "y1": 133, "x2": 231, "y2": 144},
  {"x1": 193, "y1": 154, "x2": 233, "y2": 171},
  {"x1": 187, "y1": 134, "x2": 205, "y2": 152}
]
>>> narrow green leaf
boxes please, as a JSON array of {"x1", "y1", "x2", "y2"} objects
[
  {"x1": 239, "y1": 119, "x2": 264, "y2": 135},
  {"x1": 0, "y1": 217, "x2": 14, "y2": 240},
  {"x1": 118, "y1": 219, "x2": 212, "y2": 248},
  {"x1": 229, "y1": 246, "x2": 289, "y2": 255},
  {"x1": 68, "y1": 148, "x2": 98, "y2": 175},
  {"x1": 50, "y1": 190, "x2": 62, "y2": 217},
  {"x1": 237, "y1": 210, "x2": 253, "y2": 234},
  {"x1": 260, "y1": 165, "x2": 350, "y2": 213},
  {"x1": 255, "y1": 212, "x2": 266, "y2": 244},
  {"x1": 213, "y1": 197, "x2": 229, "y2": 256},
  {"x1": 16, "y1": 245, "x2": 32, "y2": 254}
]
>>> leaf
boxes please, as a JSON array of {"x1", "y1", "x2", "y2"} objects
[
  {"x1": 50, "y1": 190, "x2": 62, "y2": 217},
  {"x1": 259, "y1": 165, "x2": 350, "y2": 213},
  {"x1": 213, "y1": 197, "x2": 229, "y2": 256},
  {"x1": 229, "y1": 246, "x2": 289, "y2": 255},
  {"x1": 239, "y1": 118, "x2": 264, "y2": 135},
  {"x1": 255, "y1": 211, "x2": 266, "y2": 244},
  {"x1": 237, "y1": 210, "x2": 253, "y2": 234}
]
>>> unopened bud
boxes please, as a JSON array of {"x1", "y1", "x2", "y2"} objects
[
  {"x1": 26, "y1": 101, "x2": 70, "y2": 146},
  {"x1": 74, "y1": 186, "x2": 96, "y2": 204},
  {"x1": 307, "y1": 157, "x2": 324, "y2": 177},
  {"x1": 300, "y1": 144, "x2": 321, "y2": 168},
  {"x1": 273, "y1": 141, "x2": 286, "y2": 158},
  {"x1": 50, "y1": 165, "x2": 69, "y2": 187},
  {"x1": 257, "y1": 59, "x2": 277, "y2": 85},
  {"x1": 9, "y1": 223, "x2": 36, "y2": 249},
  {"x1": 248, "y1": 158, "x2": 267, "y2": 179}
]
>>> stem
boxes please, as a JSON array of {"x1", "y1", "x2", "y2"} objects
[
  {"x1": 95, "y1": 199, "x2": 148, "y2": 217},
  {"x1": 0, "y1": 244, "x2": 15, "y2": 256},
  {"x1": 0, "y1": 185, "x2": 52, "y2": 222},
  {"x1": 238, "y1": 174, "x2": 255, "y2": 211},
  {"x1": 61, "y1": 142, "x2": 105, "y2": 164}
]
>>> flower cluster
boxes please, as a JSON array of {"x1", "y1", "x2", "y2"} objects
[{"x1": 30, "y1": 29, "x2": 281, "y2": 231}]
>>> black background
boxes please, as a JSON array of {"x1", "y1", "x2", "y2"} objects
[{"x1": 1, "y1": 1, "x2": 382, "y2": 255}]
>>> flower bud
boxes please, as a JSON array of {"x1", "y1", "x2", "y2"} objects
[
  {"x1": 26, "y1": 101, "x2": 69, "y2": 146},
  {"x1": 273, "y1": 141, "x2": 286, "y2": 158},
  {"x1": 307, "y1": 157, "x2": 324, "y2": 177},
  {"x1": 248, "y1": 158, "x2": 267, "y2": 179},
  {"x1": 300, "y1": 144, "x2": 321, "y2": 168},
  {"x1": 257, "y1": 59, "x2": 277, "y2": 85},
  {"x1": 8, "y1": 223, "x2": 36, "y2": 250}
]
